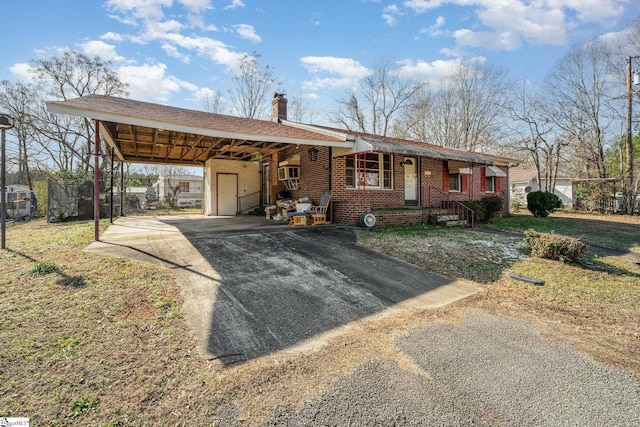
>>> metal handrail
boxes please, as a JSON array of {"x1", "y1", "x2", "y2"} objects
[
  {"x1": 238, "y1": 191, "x2": 261, "y2": 213},
  {"x1": 426, "y1": 186, "x2": 475, "y2": 228}
]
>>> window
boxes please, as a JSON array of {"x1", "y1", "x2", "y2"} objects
[
  {"x1": 485, "y1": 176, "x2": 496, "y2": 193},
  {"x1": 179, "y1": 181, "x2": 190, "y2": 193},
  {"x1": 346, "y1": 153, "x2": 393, "y2": 189},
  {"x1": 449, "y1": 173, "x2": 462, "y2": 192}
]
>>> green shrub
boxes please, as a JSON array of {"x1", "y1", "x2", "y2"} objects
[
  {"x1": 527, "y1": 191, "x2": 562, "y2": 217},
  {"x1": 462, "y1": 196, "x2": 503, "y2": 223},
  {"x1": 462, "y1": 200, "x2": 487, "y2": 223},
  {"x1": 522, "y1": 229, "x2": 586, "y2": 263},
  {"x1": 481, "y1": 196, "x2": 503, "y2": 220}
]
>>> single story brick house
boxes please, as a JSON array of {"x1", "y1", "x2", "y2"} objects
[
  {"x1": 261, "y1": 94, "x2": 516, "y2": 226},
  {"x1": 47, "y1": 94, "x2": 517, "y2": 229}
]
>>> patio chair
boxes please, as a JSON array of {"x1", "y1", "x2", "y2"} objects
[{"x1": 305, "y1": 192, "x2": 331, "y2": 225}]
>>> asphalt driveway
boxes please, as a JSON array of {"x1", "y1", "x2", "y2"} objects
[{"x1": 86, "y1": 215, "x2": 480, "y2": 364}]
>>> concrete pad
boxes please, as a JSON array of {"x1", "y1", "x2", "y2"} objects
[{"x1": 86, "y1": 215, "x2": 482, "y2": 364}]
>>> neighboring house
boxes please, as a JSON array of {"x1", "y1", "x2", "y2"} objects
[
  {"x1": 154, "y1": 175, "x2": 204, "y2": 208},
  {"x1": 4, "y1": 184, "x2": 36, "y2": 220},
  {"x1": 510, "y1": 169, "x2": 574, "y2": 209},
  {"x1": 47, "y1": 94, "x2": 518, "y2": 226}
]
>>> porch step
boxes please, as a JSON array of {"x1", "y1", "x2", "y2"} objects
[
  {"x1": 437, "y1": 214, "x2": 459, "y2": 222},
  {"x1": 445, "y1": 220, "x2": 468, "y2": 227}
]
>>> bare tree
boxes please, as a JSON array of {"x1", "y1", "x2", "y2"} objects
[
  {"x1": 228, "y1": 53, "x2": 275, "y2": 119},
  {"x1": 507, "y1": 80, "x2": 568, "y2": 192},
  {"x1": 327, "y1": 58, "x2": 427, "y2": 136},
  {"x1": 544, "y1": 41, "x2": 615, "y2": 179},
  {"x1": 0, "y1": 80, "x2": 39, "y2": 189},
  {"x1": 30, "y1": 49, "x2": 128, "y2": 171},
  {"x1": 391, "y1": 90, "x2": 433, "y2": 141},
  {"x1": 201, "y1": 90, "x2": 226, "y2": 114},
  {"x1": 395, "y1": 61, "x2": 510, "y2": 151},
  {"x1": 287, "y1": 92, "x2": 314, "y2": 123}
]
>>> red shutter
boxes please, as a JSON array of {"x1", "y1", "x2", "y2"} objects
[
  {"x1": 480, "y1": 167, "x2": 486, "y2": 192},
  {"x1": 443, "y1": 161, "x2": 449, "y2": 192},
  {"x1": 495, "y1": 176, "x2": 501, "y2": 193},
  {"x1": 462, "y1": 174, "x2": 469, "y2": 193}
]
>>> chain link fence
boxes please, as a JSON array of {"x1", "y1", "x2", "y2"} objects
[
  {"x1": 46, "y1": 172, "x2": 204, "y2": 222},
  {"x1": 47, "y1": 179, "x2": 119, "y2": 222}
]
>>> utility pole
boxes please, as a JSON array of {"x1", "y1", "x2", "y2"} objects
[{"x1": 625, "y1": 57, "x2": 634, "y2": 213}]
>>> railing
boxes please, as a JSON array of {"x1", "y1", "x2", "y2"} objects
[
  {"x1": 238, "y1": 191, "x2": 261, "y2": 213},
  {"x1": 426, "y1": 187, "x2": 476, "y2": 229}
]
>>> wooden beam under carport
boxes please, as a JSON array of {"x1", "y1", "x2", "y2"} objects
[{"x1": 99, "y1": 121, "x2": 125, "y2": 161}]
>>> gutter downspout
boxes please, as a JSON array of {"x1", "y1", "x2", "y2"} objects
[{"x1": 328, "y1": 147, "x2": 332, "y2": 222}]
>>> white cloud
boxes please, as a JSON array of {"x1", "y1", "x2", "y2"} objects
[
  {"x1": 101, "y1": 32, "x2": 124, "y2": 42},
  {"x1": 9, "y1": 63, "x2": 37, "y2": 83},
  {"x1": 81, "y1": 40, "x2": 126, "y2": 62},
  {"x1": 396, "y1": 56, "x2": 486, "y2": 85},
  {"x1": 302, "y1": 77, "x2": 363, "y2": 91},
  {"x1": 224, "y1": 0, "x2": 245, "y2": 10},
  {"x1": 165, "y1": 34, "x2": 246, "y2": 70},
  {"x1": 178, "y1": 0, "x2": 212, "y2": 13},
  {"x1": 117, "y1": 62, "x2": 196, "y2": 102},
  {"x1": 401, "y1": 0, "x2": 628, "y2": 51},
  {"x1": 453, "y1": 29, "x2": 523, "y2": 50},
  {"x1": 106, "y1": 0, "x2": 172, "y2": 21},
  {"x1": 300, "y1": 56, "x2": 372, "y2": 80},
  {"x1": 383, "y1": 4, "x2": 401, "y2": 26},
  {"x1": 403, "y1": 0, "x2": 443, "y2": 13},
  {"x1": 300, "y1": 57, "x2": 372, "y2": 93},
  {"x1": 122, "y1": 17, "x2": 246, "y2": 70},
  {"x1": 420, "y1": 15, "x2": 446, "y2": 36},
  {"x1": 162, "y1": 43, "x2": 191, "y2": 63},
  {"x1": 132, "y1": 19, "x2": 185, "y2": 43},
  {"x1": 476, "y1": 1, "x2": 567, "y2": 46},
  {"x1": 235, "y1": 24, "x2": 262, "y2": 43},
  {"x1": 560, "y1": 0, "x2": 626, "y2": 23},
  {"x1": 396, "y1": 58, "x2": 460, "y2": 83}
]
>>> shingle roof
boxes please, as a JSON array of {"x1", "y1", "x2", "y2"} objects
[
  {"x1": 46, "y1": 95, "x2": 517, "y2": 167},
  {"x1": 509, "y1": 169, "x2": 538, "y2": 183},
  {"x1": 302, "y1": 123, "x2": 517, "y2": 166},
  {"x1": 48, "y1": 95, "x2": 344, "y2": 143}
]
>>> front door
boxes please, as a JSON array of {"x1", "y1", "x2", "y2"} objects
[
  {"x1": 217, "y1": 173, "x2": 238, "y2": 215},
  {"x1": 404, "y1": 157, "x2": 418, "y2": 206}
]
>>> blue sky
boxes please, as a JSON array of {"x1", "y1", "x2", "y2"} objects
[{"x1": 2, "y1": 0, "x2": 639, "y2": 121}]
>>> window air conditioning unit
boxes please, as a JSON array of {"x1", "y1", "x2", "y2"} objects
[{"x1": 278, "y1": 166, "x2": 300, "y2": 181}]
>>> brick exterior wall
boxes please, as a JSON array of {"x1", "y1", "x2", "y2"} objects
[
  {"x1": 268, "y1": 148, "x2": 510, "y2": 225},
  {"x1": 371, "y1": 209, "x2": 426, "y2": 226}
]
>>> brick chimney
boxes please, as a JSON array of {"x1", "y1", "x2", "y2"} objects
[{"x1": 272, "y1": 92, "x2": 287, "y2": 122}]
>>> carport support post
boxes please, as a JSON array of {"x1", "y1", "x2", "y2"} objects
[
  {"x1": 120, "y1": 161, "x2": 124, "y2": 217},
  {"x1": 94, "y1": 120, "x2": 100, "y2": 241},
  {"x1": 109, "y1": 147, "x2": 114, "y2": 224}
]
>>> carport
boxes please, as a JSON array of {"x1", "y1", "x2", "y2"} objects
[{"x1": 46, "y1": 94, "x2": 353, "y2": 240}]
